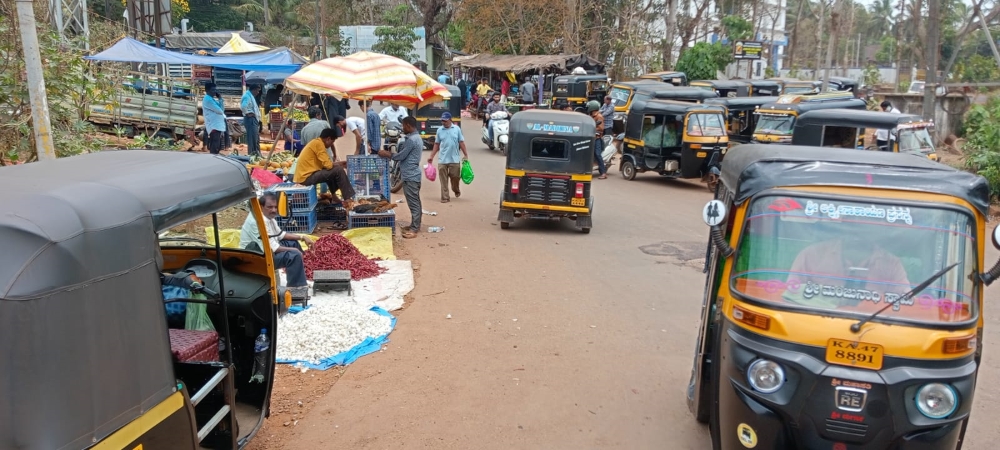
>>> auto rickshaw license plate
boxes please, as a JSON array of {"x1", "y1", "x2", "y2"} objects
[
  {"x1": 571, "y1": 198, "x2": 586, "y2": 206},
  {"x1": 825, "y1": 339, "x2": 884, "y2": 370}
]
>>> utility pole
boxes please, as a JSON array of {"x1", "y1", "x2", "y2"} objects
[
  {"x1": 815, "y1": 0, "x2": 825, "y2": 83},
  {"x1": 320, "y1": 0, "x2": 327, "y2": 59},
  {"x1": 822, "y1": 7, "x2": 838, "y2": 91},
  {"x1": 16, "y1": 0, "x2": 57, "y2": 161},
  {"x1": 923, "y1": 0, "x2": 940, "y2": 120},
  {"x1": 894, "y1": 0, "x2": 904, "y2": 91},
  {"x1": 263, "y1": 0, "x2": 270, "y2": 26}
]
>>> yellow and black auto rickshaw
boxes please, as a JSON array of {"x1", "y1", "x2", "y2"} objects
[
  {"x1": 691, "y1": 80, "x2": 752, "y2": 98},
  {"x1": 497, "y1": 110, "x2": 596, "y2": 233},
  {"x1": 767, "y1": 78, "x2": 822, "y2": 95},
  {"x1": 608, "y1": 79, "x2": 671, "y2": 114},
  {"x1": 704, "y1": 96, "x2": 781, "y2": 145},
  {"x1": 688, "y1": 144, "x2": 991, "y2": 449},
  {"x1": 791, "y1": 109, "x2": 940, "y2": 161},
  {"x1": 415, "y1": 84, "x2": 463, "y2": 149},
  {"x1": 610, "y1": 83, "x2": 720, "y2": 133},
  {"x1": 552, "y1": 74, "x2": 611, "y2": 111},
  {"x1": 1, "y1": 150, "x2": 284, "y2": 450},
  {"x1": 620, "y1": 100, "x2": 728, "y2": 190},
  {"x1": 744, "y1": 80, "x2": 782, "y2": 97},
  {"x1": 824, "y1": 76, "x2": 861, "y2": 95},
  {"x1": 638, "y1": 70, "x2": 690, "y2": 86},
  {"x1": 752, "y1": 92, "x2": 866, "y2": 144}
]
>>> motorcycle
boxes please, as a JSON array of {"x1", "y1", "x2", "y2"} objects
[
  {"x1": 600, "y1": 132, "x2": 624, "y2": 170},
  {"x1": 482, "y1": 110, "x2": 511, "y2": 155},
  {"x1": 383, "y1": 121, "x2": 405, "y2": 193}
]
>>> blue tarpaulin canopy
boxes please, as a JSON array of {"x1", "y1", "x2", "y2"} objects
[{"x1": 85, "y1": 37, "x2": 304, "y2": 72}]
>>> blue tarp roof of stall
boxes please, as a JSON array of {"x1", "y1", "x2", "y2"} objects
[{"x1": 85, "y1": 37, "x2": 304, "y2": 72}]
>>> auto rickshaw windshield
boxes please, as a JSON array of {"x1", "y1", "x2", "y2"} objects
[
  {"x1": 609, "y1": 86, "x2": 631, "y2": 106},
  {"x1": 755, "y1": 113, "x2": 795, "y2": 135},
  {"x1": 687, "y1": 113, "x2": 727, "y2": 137},
  {"x1": 898, "y1": 127, "x2": 936, "y2": 154},
  {"x1": 731, "y1": 194, "x2": 978, "y2": 325},
  {"x1": 783, "y1": 86, "x2": 818, "y2": 95}
]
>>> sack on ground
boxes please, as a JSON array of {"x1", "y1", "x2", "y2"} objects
[
  {"x1": 461, "y1": 160, "x2": 475, "y2": 185},
  {"x1": 424, "y1": 163, "x2": 437, "y2": 181}
]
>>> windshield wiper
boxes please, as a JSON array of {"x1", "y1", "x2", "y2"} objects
[{"x1": 850, "y1": 262, "x2": 959, "y2": 333}]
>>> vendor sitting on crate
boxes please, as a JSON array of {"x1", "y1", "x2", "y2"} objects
[
  {"x1": 239, "y1": 192, "x2": 314, "y2": 298},
  {"x1": 294, "y1": 128, "x2": 356, "y2": 209}
]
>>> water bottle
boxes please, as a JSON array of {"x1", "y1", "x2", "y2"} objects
[
  {"x1": 250, "y1": 328, "x2": 269, "y2": 383},
  {"x1": 428, "y1": 226, "x2": 443, "y2": 233}
]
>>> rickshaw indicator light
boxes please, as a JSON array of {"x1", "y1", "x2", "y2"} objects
[
  {"x1": 511, "y1": 178, "x2": 520, "y2": 194},
  {"x1": 575, "y1": 183, "x2": 584, "y2": 198},
  {"x1": 915, "y1": 383, "x2": 958, "y2": 419},
  {"x1": 943, "y1": 335, "x2": 977, "y2": 354},
  {"x1": 747, "y1": 359, "x2": 785, "y2": 394},
  {"x1": 733, "y1": 305, "x2": 771, "y2": 330}
]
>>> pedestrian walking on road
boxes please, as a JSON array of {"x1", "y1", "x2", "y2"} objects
[
  {"x1": 241, "y1": 85, "x2": 262, "y2": 157},
  {"x1": 599, "y1": 95, "x2": 615, "y2": 133},
  {"x1": 427, "y1": 112, "x2": 469, "y2": 203},
  {"x1": 588, "y1": 100, "x2": 608, "y2": 179},
  {"x1": 202, "y1": 83, "x2": 226, "y2": 155},
  {"x1": 360, "y1": 100, "x2": 382, "y2": 155},
  {"x1": 379, "y1": 116, "x2": 423, "y2": 239}
]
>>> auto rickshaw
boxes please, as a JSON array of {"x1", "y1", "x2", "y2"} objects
[
  {"x1": 416, "y1": 84, "x2": 463, "y2": 149},
  {"x1": 752, "y1": 92, "x2": 866, "y2": 144},
  {"x1": 611, "y1": 84, "x2": 719, "y2": 133},
  {"x1": 638, "y1": 71, "x2": 690, "y2": 86},
  {"x1": 497, "y1": 110, "x2": 595, "y2": 233},
  {"x1": 767, "y1": 78, "x2": 822, "y2": 95},
  {"x1": 744, "y1": 80, "x2": 782, "y2": 97},
  {"x1": 608, "y1": 79, "x2": 671, "y2": 113},
  {"x1": 823, "y1": 76, "x2": 861, "y2": 94},
  {"x1": 620, "y1": 100, "x2": 728, "y2": 190},
  {"x1": 0, "y1": 150, "x2": 283, "y2": 450},
  {"x1": 552, "y1": 74, "x2": 611, "y2": 111},
  {"x1": 688, "y1": 144, "x2": 991, "y2": 449},
  {"x1": 704, "y1": 96, "x2": 781, "y2": 145},
  {"x1": 691, "y1": 80, "x2": 752, "y2": 98},
  {"x1": 791, "y1": 109, "x2": 940, "y2": 161}
]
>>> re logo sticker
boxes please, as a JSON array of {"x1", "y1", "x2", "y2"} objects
[{"x1": 737, "y1": 423, "x2": 758, "y2": 448}]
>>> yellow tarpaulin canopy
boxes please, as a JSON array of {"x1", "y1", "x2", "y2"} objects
[{"x1": 217, "y1": 33, "x2": 269, "y2": 54}]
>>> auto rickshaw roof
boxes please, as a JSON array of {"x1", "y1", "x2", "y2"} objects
[
  {"x1": 639, "y1": 71, "x2": 686, "y2": 80},
  {"x1": 767, "y1": 78, "x2": 822, "y2": 86},
  {"x1": 640, "y1": 86, "x2": 720, "y2": 100},
  {"x1": 745, "y1": 79, "x2": 781, "y2": 87},
  {"x1": 795, "y1": 109, "x2": 929, "y2": 128},
  {"x1": 704, "y1": 96, "x2": 781, "y2": 108},
  {"x1": 690, "y1": 79, "x2": 750, "y2": 89},
  {"x1": 720, "y1": 144, "x2": 989, "y2": 216},
  {"x1": 554, "y1": 74, "x2": 610, "y2": 83},
  {"x1": 630, "y1": 99, "x2": 726, "y2": 115},
  {"x1": 759, "y1": 96, "x2": 867, "y2": 113},
  {"x1": 612, "y1": 80, "x2": 665, "y2": 89}
]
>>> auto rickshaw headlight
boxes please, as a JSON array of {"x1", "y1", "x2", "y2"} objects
[
  {"x1": 746, "y1": 359, "x2": 785, "y2": 394},
  {"x1": 915, "y1": 383, "x2": 958, "y2": 419}
]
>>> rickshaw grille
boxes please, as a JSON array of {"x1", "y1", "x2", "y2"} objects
[
  {"x1": 824, "y1": 418, "x2": 868, "y2": 438},
  {"x1": 522, "y1": 176, "x2": 570, "y2": 203}
]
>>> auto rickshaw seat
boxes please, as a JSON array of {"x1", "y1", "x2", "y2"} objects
[{"x1": 168, "y1": 328, "x2": 220, "y2": 363}]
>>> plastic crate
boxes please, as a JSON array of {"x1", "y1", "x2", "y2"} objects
[
  {"x1": 348, "y1": 210, "x2": 396, "y2": 235},
  {"x1": 346, "y1": 155, "x2": 391, "y2": 199},
  {"x1": 268, "y1": 182, "x2": 318, "y2": 212},
  {"x1": 276, "y1": 209, "x2": 318, "y2": 234},
  {"x1": 317, "y1": 204, "x2": 347, "y2": 221}
]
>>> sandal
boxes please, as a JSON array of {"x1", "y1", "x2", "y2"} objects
[
  {"x1": 597, "y1": 174, "x2": 608, "y2": 179},
  {"x1": 402, "y1": 230, "x2": 418, "y2": 239}
]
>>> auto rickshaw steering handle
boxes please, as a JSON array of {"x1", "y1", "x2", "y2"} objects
[{"x1": 161, "y1": 271, "x2": 221, "y2": 299}]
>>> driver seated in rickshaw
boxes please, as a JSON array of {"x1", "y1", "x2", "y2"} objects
[{"x1": 239, "y1": 192, "x2": 315, "y2": 298}]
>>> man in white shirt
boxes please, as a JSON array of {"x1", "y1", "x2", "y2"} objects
[
  {"x1": 873, "y1": 100, "x2": 902, "y2": 151},
  {"x1": 346, "y1": 116, "x2": 367, "y2": 155},
  {"x1": 239, "y1": 192, "x2": 314, "y2": 297},
  {"x1": 379, "y1": 104, "x2": 409, "y2": 125}
]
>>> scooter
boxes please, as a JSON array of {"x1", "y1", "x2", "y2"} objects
[
  {"x1": 601, "y1": 133, "x2": 623, "y2": 169},
  {"x1": 383, "y1": 121, "x2": 404, "y2": 193},
  {"x1": 482, "y1": 110, "x2": 511, "y2": 155}
]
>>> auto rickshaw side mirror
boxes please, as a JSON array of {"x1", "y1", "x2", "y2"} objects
[
  {"x1": 702, "y1": 200, "x2": 734, "y2": 258},
  {"x1": 980, "y1": 224, "x2": 1000, "y2": 286}
]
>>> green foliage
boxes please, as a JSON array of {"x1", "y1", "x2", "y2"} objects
[
  {"x1": 862, "y1": 63, "x2": 881, "y2": 88},
  {"x1": 721, "y1": 16, "x2": 752, "y2": 41},
  {"x1": 127, "y1": 134, "x2": 184, "y2": 151},
  {"x1": 185, "y1": 3, "x2": 249, "y2": 34},
  {"x1": 371, "y1": 5, "x2": 419, "y2": 61},
  {"x1": 764, "y1": 66, "x2": 776, "y2": 78},
  {"x1": 962, "y1": 98, "x2": 1000, "y2": 199},
  {"x1": 959, "y1": 55, "x2": 1000, "y2": 82},
  {"x1": 875, "y1": 36, "x2": 895, "y2": 64},
  {"x1": 676, "y1": 42, "x2": 732, "y2": 81},
  {"x1": 787, "y1": 66, "x2": 799, "y2": 78}
]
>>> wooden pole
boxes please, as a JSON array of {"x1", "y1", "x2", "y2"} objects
[{"x1": 16, "y1": 0, "x2": 56, "y2": 161}]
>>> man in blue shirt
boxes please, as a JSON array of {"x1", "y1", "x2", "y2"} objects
[
  {"x1": 202, "y1": 83, "x2": 226, "y2": 154},
  {"x1": 427, "y1": 112, "x2": 468, "y2": 203},
  {"x1": 241, "y1": 84, "x2": 262, "y2": 156},
  {"x1": 438, "y1": 72, "x2": 451, "y2": 85},
  {"x1": 378, "y1": 116, "x2": 423, "y2": 239},
  {"x1": 359, "y1": 100, "x2": 382, "y2": 155}
]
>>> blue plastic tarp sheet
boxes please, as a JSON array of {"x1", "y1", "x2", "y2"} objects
[
  {"x1": 276, "y1": 306, "x2": 396, "y2": 370},
  {"x1": 85, "y1": 38, "x2": 303, "y2": 72}
]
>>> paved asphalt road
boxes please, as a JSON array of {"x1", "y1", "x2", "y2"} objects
[{"x1": 278, "y1": 114, "x2": 1000, "y2": 449}]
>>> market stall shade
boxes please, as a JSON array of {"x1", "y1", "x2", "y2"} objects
[
  {"x1": 283, "y1": 51, "x2": 450, "y2": 108},
  {"x1": 216, "y1": 32, "x2": 270, "y2": 54}
]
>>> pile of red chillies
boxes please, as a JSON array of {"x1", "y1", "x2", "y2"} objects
[{"x1": 303, "y1": 234, "x2": 385, "y2": 280}]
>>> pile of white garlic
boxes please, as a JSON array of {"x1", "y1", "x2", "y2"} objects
[{"x1": 275, "y1": 302, "x2": 393, "y2": 365}]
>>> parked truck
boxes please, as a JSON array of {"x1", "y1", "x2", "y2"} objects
[{"x1": 88, "y1": 72, "x2": 200, "y2": 141}]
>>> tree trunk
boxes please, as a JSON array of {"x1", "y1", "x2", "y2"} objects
[
  {"x1": 815, "y1": 0, "x2": 825, "y2": 79},
  {"x1": 663, "y1": 0, "x2": 679, "y2": 68},
  {"x1": 823, "y1": 9, "x2": 838, "y2": 87},
  {"x1": 894, "y1": 0, "x2": 904, "y2": 90},
  {"x1": 787, "y1": 0, "x2": 805, "y2": 69}
]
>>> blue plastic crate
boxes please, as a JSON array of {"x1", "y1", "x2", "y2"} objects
[
  {"x1": 269, "y1": 182, "x2": 318, "y2": 212},
  {"x1": 277, "y1": 209, "x2": 318, "y2": 234},
  {"x1": 317, "y1": 204, "x2": 347, "y2": 221},
  {"x1": 348, "y1": 210, "x2": 395, "y2": 235},
  {"x1": 347, "y1": 155, "x2": 391, "y2": 200}
]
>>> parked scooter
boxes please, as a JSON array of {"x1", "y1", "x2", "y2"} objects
[
  {"x1": 384, "y1": 121, "x2": 404, "y2": 193},
  {"x1": 601, "y1": 132, "x2": 624, "y2": 170},
  {"x1": 482, "y1": 110, "x2": 511, "y2": 155}
]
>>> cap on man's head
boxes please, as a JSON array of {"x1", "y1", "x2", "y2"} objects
[{"x1": 441, "y1": 112, "x2": 453, "y2": 121}]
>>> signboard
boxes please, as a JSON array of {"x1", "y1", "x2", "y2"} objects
[
  {"x1": 192, "y1": 66, "x2": 213, "y2": 82},
  {"x1": 733, "y1": 41, "x2": 763, "y2": 60}
]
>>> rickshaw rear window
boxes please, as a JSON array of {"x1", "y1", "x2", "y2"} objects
[
  {"x1": 555, "y1": 84, "x2": 569, "y2": 94},
  {"x1": 731, "y1": 194, "x2": 979, "y2": 325},
  {"x1": 609, "y1": 87, "x2": 631, "y2": 106},
  {"x1": 530, "y1": 138, "x2": 570, "y2": 160}
]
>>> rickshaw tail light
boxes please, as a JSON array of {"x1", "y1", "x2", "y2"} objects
[
  {"x1": 511, "y1": 178, "x2": 520, "y2": 194},
  {"x1": 420, "y1": 122, "x2": 426, "y2": 130},
  {"x1": 575, "y1": 183, "x2": 584, "y2": 198},
  {"x1": 733, "y1": 305, "x2": 771, "y2": 331},
  {"x1": 943, "y1": 335, "x2": 977, "y2": 354},
  {"x1": 690, "y1": 144, "x2": 702, "y2": 149}
]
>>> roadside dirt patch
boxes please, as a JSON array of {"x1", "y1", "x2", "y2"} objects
[
  {"x1": 639, "y1": 241, "x2": 707, "y2": 271},
  {"x1": 243, "y1": 366, "x2": 343, "y2": 450}
]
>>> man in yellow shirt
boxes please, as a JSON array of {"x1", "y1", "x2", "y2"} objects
[
  {"x1": 476, "y1": 78, "x2": 491, "y2": 98},
  {"x1": 293, "y1": 128, "x2": 356, "y2": 207}
]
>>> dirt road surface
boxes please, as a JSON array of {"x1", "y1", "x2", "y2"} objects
[{"x1": 259, "y1": 114, "x2": 1000, "y2": 450}]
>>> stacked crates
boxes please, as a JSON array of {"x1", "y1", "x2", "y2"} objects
[
  {"x1": 346, "y1": 155, "x2": 395, "y2": 234},
  {"x1": 268, "y1": 183, "x2": 318, "y2": 234}
]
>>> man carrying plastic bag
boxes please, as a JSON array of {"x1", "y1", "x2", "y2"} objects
[{"x1": 426, "y1": 112, "x2": 469, "y2": 203}]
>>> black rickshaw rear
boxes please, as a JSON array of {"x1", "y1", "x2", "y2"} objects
[
  {"x1": 638, "y1": 71, "x2": 690, "y2": 86},
  {"x1": 691, "y1": 80, "x2": 751, "y2": 98},
  {"x1": 791, "y1": 109, "x2": 940, "y2": 161},
  {"x1": 553, "y1": 74, "x2": 610, "y2": 111},
  {"x1": 704, "y1": 96, "x2": 780, "y2": 145},
  {"x1": 416, "y1": 84, "x2": 463, "y2": 149},
  {"x1": 497, "y1": 110, "x2": 596, "y2": 233}
]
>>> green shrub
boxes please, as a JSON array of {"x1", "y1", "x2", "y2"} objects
[{"x1": 962, "y1": 98, "x2": 1000, "y2": 199}]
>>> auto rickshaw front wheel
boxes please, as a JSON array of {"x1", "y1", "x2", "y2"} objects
[{"x1": 621, "y1": 160, "x2": 637, "y2": 180}]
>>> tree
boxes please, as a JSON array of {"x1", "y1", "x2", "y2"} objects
[
  {"x1": 675, "y1": 42, "x2": 733, "y2": 80},
  {"x1": 371, "y1": 4, "x2": 419, "y2": 61}
]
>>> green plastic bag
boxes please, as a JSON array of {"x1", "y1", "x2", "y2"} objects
[
  {"x1": 461, "y1": 160, "x2": 475, "y2": 185},
  {"x1": 185, "y1": 293, "x2": 217, "y2": 332}
]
